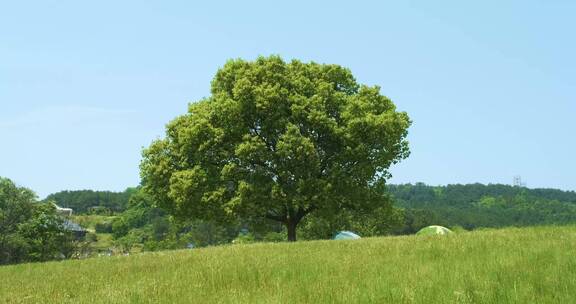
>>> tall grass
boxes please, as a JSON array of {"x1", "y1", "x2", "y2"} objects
[{"x1": 1, "y1": 226, "x2": 575, "y2": 303}]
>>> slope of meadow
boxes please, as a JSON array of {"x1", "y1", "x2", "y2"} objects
[{"x1": 1, "y1": 226, "x2": 575, "y2": 303}]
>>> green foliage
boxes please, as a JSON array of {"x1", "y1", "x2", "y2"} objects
[
  {"x1": 389, "y1": 183, "x2": 576, "y2": 230},
  {"x1": 450, "y1": 225, "x2": 467, "y2": 233},
  {"x1": 232, "y1": 232, "x2": 256, "y2": 244},
  {"x1": 178, "y1": 220, "x2": 238, "y2": 248},
  {"x1": 261, "y1": 231, "x2": 286, "y2": 242},
  {"x1": 72, "y1": 215, "x2": 116, "y2": 230},
  {"x1": 94, "y1": 221, "x2": 113, "y2": 233},
  {"x1": 111, "y1": 189, "x2": 238, "y2": 251},
  {"x1": 393, "y1": 208, "x2": 440, "y2": 235},
  {"x1": 111, "y1": 190, "x2": 164, "y2": 238},
  {"x1": 0, "y1": 177, "x2": 75, "y2": 265},
  {"x1": 87, "y1": 206, "x2": 113, "y2": 215},
  {"x1": 85, "y1": 233, "x2": 98, "y2": 243},
  {"x1": 141, "y1": 56, "x2": 411, "y2": 241},
  {"x1": 44, "y1": 188, "x2": 135, "y2": 214},
  {"x1": 299, "y1": 204, "x2": 404, "y2": 240},
  {"x1": 90, "y1": 233, "x2": 114, "y2": 253},
  {"x1": 2, "y1": 226, "x2": 576, "y2": 303},
  {"x1": 115, "y1": 230, "x2": 145, "y2": 253}
]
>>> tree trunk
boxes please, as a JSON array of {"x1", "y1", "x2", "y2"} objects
[{"x1": 286, "y1": 220, "x2": 297, "y2": 242}]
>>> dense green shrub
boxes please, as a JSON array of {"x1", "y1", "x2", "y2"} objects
[
  {"x1": 85, "y1": 233, "x2": 98, "y2": 242},
  {"x1": 0, "y1": 177, "x2": 75, "y2": 265},
  {"x1": 95, "y1": 222, "x2": 113, "y2": 233}
]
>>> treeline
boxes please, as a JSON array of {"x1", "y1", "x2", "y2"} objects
[
  {"x1": 44, "y1": 189, "x2": 137, "y2": 214},
  {"x1": 7, "y1": 179, "x2": 576, "y2": 263},
  {"x1": 79, "y1": 183, "x2": 576, "y2": 254},
  {"x1": 389, "y1": 183, "x2": 576, "y2": 232},
  {"x1": 44, "y1": 183, "x2": 576, "y2": 241}
]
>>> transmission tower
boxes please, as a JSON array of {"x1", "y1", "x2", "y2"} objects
[{"x1": 513, "y1": 176, "x2": 526, "y2": 187}]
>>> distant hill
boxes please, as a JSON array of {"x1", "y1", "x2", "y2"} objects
[
  {"x1": 388, "y1": 183, "x2": 576, "y2": 231},
  {"x1": 43, "y1": 183, "x2": 576, "y2": 229},
  {"x1": 44, "y1": 188, "x2": 137, "y2": 214}
]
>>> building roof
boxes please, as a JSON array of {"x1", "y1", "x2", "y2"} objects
[{"x1": 62, "y1": 219, "x2": 86, "y2": 232}]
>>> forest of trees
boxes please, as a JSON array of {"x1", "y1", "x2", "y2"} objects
[
  {"x1": 389, "y1": 183, "x2": 576, "y2": 232},
  {"x1": 44, "y1": 189, "x2": 136, "y2": 214}
]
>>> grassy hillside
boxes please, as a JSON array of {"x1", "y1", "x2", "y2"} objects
[
  {"x1": 1, "y1": 226, "x2": 575, "y2": 303},
  {"x1": 72, "y1": 215, "x2": 116, "y2": 231}
]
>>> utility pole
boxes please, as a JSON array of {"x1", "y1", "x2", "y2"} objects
[{"x1": 513, "y1": 176, "x2": 526, "y2": 187}]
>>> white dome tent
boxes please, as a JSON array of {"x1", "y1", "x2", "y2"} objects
[{"x1": 333, "y1": 231, "x2": 361, "y2": 240}]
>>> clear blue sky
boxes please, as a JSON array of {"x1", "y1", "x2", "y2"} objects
[{"x1": 1, "y1": 1, "x2": 575, "y2": 198}]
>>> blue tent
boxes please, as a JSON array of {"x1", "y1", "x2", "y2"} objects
[{"x1": 333, "y1": 231, "x2": 361, "y2": 240}]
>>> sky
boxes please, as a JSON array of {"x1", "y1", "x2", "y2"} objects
[{"x1": 1, "y1": 1, "x2": 575, "y2": 198}]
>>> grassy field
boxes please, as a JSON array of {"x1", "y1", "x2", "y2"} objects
[
  {"x1": 1, "y1": 226, "x2": 575, "y2": 303},
  {"x1": 71, "y1": 215, "x2": 116, "y2": 233}
]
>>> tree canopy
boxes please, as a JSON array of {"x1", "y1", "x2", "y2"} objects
[{"x1": 141, "y1": 56, "x2": 411, "y2": 241}]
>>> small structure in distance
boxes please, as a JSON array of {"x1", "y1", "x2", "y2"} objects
[
  {"x1": 52, "y1": 203, "x2": 86, "y2": 239},
  {"x1": 63, "y1": 219, "x2": 87, "y2": 239},
  {"x1": 513, "y1": 176, "x2": 527, "y2": 188},
  {"x1": 333, "y1": 231, "x2": 361, "y2": 240},
  {"x1": 53, "y1": 203, "x2": 73, "y2": 216}
]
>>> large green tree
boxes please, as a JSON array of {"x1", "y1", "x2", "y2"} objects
[{"x1": 141, "y1": 56, "x2": 411, "y2": 241}]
